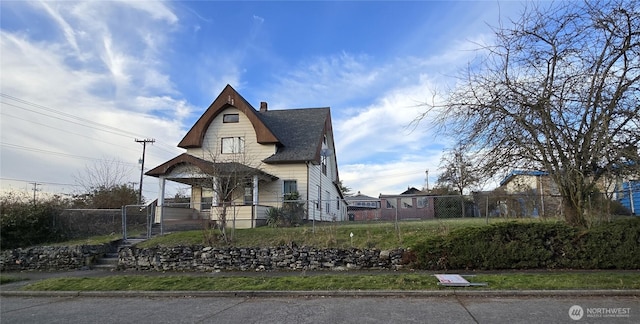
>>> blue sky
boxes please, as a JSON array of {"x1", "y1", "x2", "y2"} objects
[{"x1": 0, "y1": 1, "x2": 530, "y2": 199}]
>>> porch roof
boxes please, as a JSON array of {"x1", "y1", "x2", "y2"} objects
[{"x1": 145, "y1": 153, "x2": 278, "y2": 183}]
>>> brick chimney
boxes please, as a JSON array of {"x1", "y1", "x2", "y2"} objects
[{"x1": 260, "y1": 101, "x2": 268, "y2": 112}]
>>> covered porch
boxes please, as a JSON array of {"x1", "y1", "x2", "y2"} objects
[{"x1": 145, "y1": 153, "x2": 278, "y2": 230}]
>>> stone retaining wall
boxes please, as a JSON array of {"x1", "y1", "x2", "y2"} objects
[
  {"x1": 0, "y1": 243, "x2": 116, "y2": 272},
  {"x1": 118, "y1": 246, "x2": 408, "y2": 272},
  {"x1": 1, "y1": 244, "x2": 409, "y2": 272}
]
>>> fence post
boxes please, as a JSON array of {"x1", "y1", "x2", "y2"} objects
[
  {"x1": 146, "y1": 205, "x2": 152, "y2": 239},
  {"x1": 486, "y1": 195, "x2": 489, "y2": 224},
  {"x1": 121, "y1": 206, "x2": 127, "y2": 242}
]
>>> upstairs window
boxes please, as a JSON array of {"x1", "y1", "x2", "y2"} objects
[
  {"x1": 223, "y1": 114, "x2": 239, "y2": 123},
  {"x1": 321, "y1": 155, "x2": 327, "y2": 175},
  {"x1": 221, "y1": 137, "x2": 244, "y2": 154}
]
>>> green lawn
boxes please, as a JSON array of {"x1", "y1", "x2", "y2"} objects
[
  {"x1": 138, "y1": 218, "x2": 552, "y2": 249},
  {"x1": 19, "y1": 272, "x2": 640, "y2": 291}
]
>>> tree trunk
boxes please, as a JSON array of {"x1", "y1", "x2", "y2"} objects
[{"x1": 559, "y1": 185, "x2": 589, "y2": 228}]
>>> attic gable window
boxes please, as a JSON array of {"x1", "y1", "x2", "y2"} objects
[
  {"x1": 223, "y1": 114, "x2": 239, "y2": 123},
  {"x1": 221, "y1": 137, "x2": 244, "y2": 154}
]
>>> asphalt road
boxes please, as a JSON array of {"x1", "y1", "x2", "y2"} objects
[{"x1": 1, "y1": 294, "x2": 638, "y2": 324}]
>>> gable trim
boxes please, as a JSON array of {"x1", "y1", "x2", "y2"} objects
[{"x1": 178, "y1": 85, "x2": 279, "y2": 149}]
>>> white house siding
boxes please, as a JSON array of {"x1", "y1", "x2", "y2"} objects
[
  {"x1": 186, "y1": 107, "x2": 275, "y2": 164},
  {"x1": 179, "y1": 106, "x2": 345, "y2": 223},
  {"x1": 182, "y1": 107, "x2": 310, "y2": 208},
  {"x1": 259, "y1": 164, "x2": 309, "y2": 205},
  {"x1": 308, "y1": 161, "x2": 345, "y2": 222}
]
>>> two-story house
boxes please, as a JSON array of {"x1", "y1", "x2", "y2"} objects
[{"x1": 146, "y1": 85, "x2": 347, "y2": 228}]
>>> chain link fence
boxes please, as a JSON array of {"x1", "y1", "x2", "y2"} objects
[
  {"x1": 347, "y1": 192, "x2": 636, "y2": 223},
  {"x1": 111, "y1": 191, "x2": 637, "y2": 239},
  {"x1": 58, "y1": 207, "x2": 148, "y2": 240}
]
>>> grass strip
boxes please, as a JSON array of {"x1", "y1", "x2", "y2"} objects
[
  {"x1": 0, "y1": 275, "x2": 28, "y2": 285},
  {"x1": 21, "y1": 272, "x2": 640, "y2": 291}
]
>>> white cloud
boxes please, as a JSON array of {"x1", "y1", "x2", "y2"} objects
[
  {"x1": 0, "y1": 1, "x2": 190, "y2": 198},
  {"x1": 263, "y1": 49, "x2": 468, "y2": 196},
  {"x1": 119, "y1": 0, "x2": 179, "y2": 25},
  {"x1": 38, "y1": 1, "x2": 80, "y2": 52},
  {"x1": 0, "y1": 1, "x2": 515, "y2": 201}
]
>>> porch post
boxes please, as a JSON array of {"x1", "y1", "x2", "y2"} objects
[
  {"x1": 158, "y1": 176, "x2": 166, "y2": 235},
  {"x1": 211, "y1": 176, "x2": 219, "y2": 207},
  {"x1": 252, "y1": 175, "x2": 259, "y2": 228}
]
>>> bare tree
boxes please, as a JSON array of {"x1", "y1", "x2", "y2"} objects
[
  {"x1": 421, "y1": 0, "x2": 640, "y2": 227},
  {"x1": 72, "y1": 157, "x2": 138, "y2": 208},
  {"x1": 436, "y1": 147, "x2": 481, "y2": 195},
  {"x1": 195, "y1": 136, "x2": 266, "y2": 244}
]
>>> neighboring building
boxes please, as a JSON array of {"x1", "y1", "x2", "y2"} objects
[
  {"x1": 497, "y1": 170, "x2": 561, "y2": 217},
  {"x1": 345, "y1": 191, "x2": 381, "y2": 221},
  {"x1": 379, "y1": 187, "x2": 435, "y2": 220},
  {"x1": 499, "y1": 169, "x2": 640, "y2": 216},
  {"x1": 146, "y1": 85, "x2": 347, "y2": 228},
  {"x1": 614, "y1": 177, "x2": 639, "y2": 215}
]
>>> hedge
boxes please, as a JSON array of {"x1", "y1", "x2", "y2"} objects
[
  {"x1": 411, "y1": 218, "x2": 640, "y2": 270},
  {"x1": 1, "y1": 204, "x2": 67, "y2": 250}
]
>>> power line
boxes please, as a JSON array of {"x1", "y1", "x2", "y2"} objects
[
  {"x1": 1, "y1": 142, "x2": 139, "y2": 166},
  {"x1": 0, "y1": 177, "x2": 78, "y2": 187},
  {"x1": 0, "y1": 110, "x2": 174, "y2": 159},
  {"x1": 1, "y1": 94, "x2": 143, "y2": 138},
  {"x1": 0, "y1": 94, "x2": 184, "y2": 155}
]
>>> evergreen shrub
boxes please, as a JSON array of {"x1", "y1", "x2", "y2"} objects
[{"x1": 412, "y1": 218, "x2": 640, "y2": 270}]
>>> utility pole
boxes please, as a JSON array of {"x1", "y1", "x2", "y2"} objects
[
  {"x1": 29, "y1": 182, "x2": 41, "y2": 205},
  {"x1": 135, "y1": 138, "x2": 155, "y2": 204},
  {"x1": 425, "y1": 169, "x2": 429, "y2": 193}
]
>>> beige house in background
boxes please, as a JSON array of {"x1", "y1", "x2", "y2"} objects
[
  {"x1": 498, "y1": 170, "x2": 561, "y2": 217},
  {"x1": 146, "y1": 85, "x2": 346, "y2": 228}
]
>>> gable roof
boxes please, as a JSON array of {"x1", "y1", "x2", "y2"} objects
[
  {"x1": 344, "y1": 191, "x2": 379, "y2": 202},
  {"x1": 260, "y1": 108, "x2": 331, "y2": 164},
  {"x1": 145, "y1": 153, "x2": 278, "y2": 180},
  {"x1": 178, "y1": 84, "x2": 333, "y2": 164},
  {"x1": 178, "y1": 85, "x2": 279, "y2": 148},
  {"x1": 401, "y1": 187, "x2": 426, "y2": 195}
]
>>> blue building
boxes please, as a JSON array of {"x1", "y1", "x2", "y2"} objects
[{"x1": 616, "y1": 180, "x2": 640, "y2": 215}]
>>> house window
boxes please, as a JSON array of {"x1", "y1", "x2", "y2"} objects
[
  {"x1": 417, "y1": 197, "x2": 428, "y2": 209},
  {"x1": 401, "y1": 198, "x2": 413, "y2": 209},
  {"x1": 223, "y1": 114, "x2": 239, "y2": 123},
  {"x1": 325, "y1": 190, "x2": 330, "y2": 213},
  {"x1": 336, "y1": 197, "x2": 340, "y2": 210},
  {"x1": 243, "y1": 186, "x2": 252, "y2": 205},
  {"x1": 321, "y1": 155, "x2": 327, "y2": 175},
  {"x1": 221, "y1": 137, "x2": 244, "y2": 154},
  {"x1": 284, "y1": 180, "x2": 297, "y2": 195},
  {"x1": 386, "y1": 199, "x2": 397, "y2": 209},
  {"x1": 317, "y1": 185, "x2": 321, "y2": 209}
]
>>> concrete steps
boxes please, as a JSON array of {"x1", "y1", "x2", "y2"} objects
[
  {"x1": 92, "y1": 238, "x2": 148, "y2": 271},
  {"x1": 93, "y1": 252, "x2": 119, "y2": 270}
]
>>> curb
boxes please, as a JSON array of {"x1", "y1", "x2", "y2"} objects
[{"x1": 2, "y1": 289, "x2": 639, "y2": 298}]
